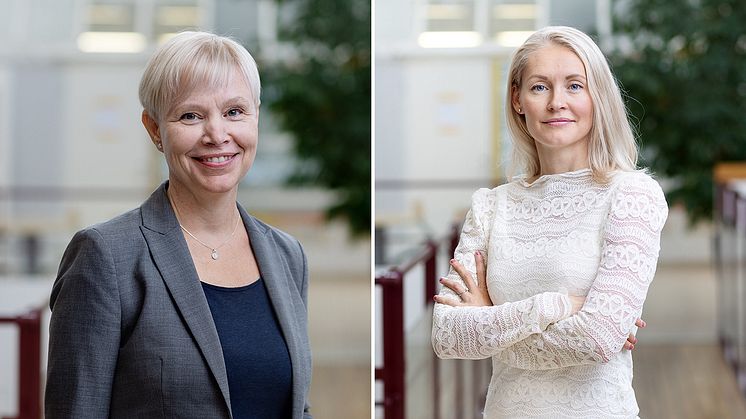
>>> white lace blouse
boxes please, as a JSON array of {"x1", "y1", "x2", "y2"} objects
[{"x1": 432, "y1": 169, "x2": 668, "y2": 419}]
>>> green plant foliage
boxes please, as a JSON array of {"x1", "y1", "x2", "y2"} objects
[
  {"x1": 611, "y1": 0, "x2": 746, "y2": 224},
  {"x1": 263, "y1": 0, "x2": 371, "y2": 236}
]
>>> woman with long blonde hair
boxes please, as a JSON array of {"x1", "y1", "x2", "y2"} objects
[{"x1": 432, "y1": 26, "x2": 667, "y2": 418}]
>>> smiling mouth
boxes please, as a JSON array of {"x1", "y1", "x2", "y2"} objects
[
  {"x1": 202, "y1": 155, "x2": 232, "y2": 163},
  {"x1": 195, "y1": 154, "x2": 238, "y2": 163}
]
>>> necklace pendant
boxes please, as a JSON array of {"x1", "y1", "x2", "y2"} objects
[{"x1": 211, "y1": 250, "x2": 219, "y2": 260}]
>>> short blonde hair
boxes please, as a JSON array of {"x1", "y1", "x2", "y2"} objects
[
  {"x1": 505, "y1": 26, "x2": 637, "y2": 181},
  {"x1": 139, "y1": 31, "x2": 261, "y2": 121}
]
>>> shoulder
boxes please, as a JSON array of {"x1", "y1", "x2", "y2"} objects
[
  {"x1": 62, "y1": 200, "x2": 143, "y2": 247},
  {"x1": 610, "y1": 170, "x2": 667, "y2": 202},
  {"x1": 63, "y1": 207, "x2": 143, "y2": 256},
  {"x1": 470, "y1": 186, "x2": 501, "y2": 207},
  {"x1": 609, "y1": 170, "x2": 668, "y2": 229},
  {"x1": 53, "y1": 213, "x2": 140, "y2": 310},
  {"x1": 467, "y1": 187, "x2": 499, "y2": 221}
]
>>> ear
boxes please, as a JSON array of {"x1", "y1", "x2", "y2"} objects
[
  {"x1": 141, "y1": 110, "x2": 162, "y2": 147},
  {"x1": 511, "y1": 84, "x2": 522, "y2": 114}
]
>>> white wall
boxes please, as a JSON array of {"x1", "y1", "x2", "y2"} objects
[
  {"x1": 376, "y1": 51, "x2": 505, "y2": 240},
  {"x1": 375, "y1": 0, "x2": 419, "y2": 45},
  {"x1": 59, "y1": 61, "x2": 157, "y2": 228},
  {"x1": 0, "y1": 67, "x2": 9, "y2": 189},
  {"x1": 62, "y1": 63, "x2": 152, "y2": 189}
]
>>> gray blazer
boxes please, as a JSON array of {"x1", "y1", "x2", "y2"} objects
[{"x1": 46, "y1": 183, "x2": 312, "y2": 418}]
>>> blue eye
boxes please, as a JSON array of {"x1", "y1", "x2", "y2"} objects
[
  {"x1": 179, "y1": 112, "x2": 199, "y2": 122},
  {"x1": 569, "y1": 83, "x2": 584, "y2": 91},
  {"x1": 225, "y1": 108, "x2": 243, "y2": 118},
  {"x1": 531, "y1": 84, "x2": 548, "y2": 92}
]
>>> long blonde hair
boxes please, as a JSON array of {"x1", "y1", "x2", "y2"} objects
[{"x1": 505, "y1": 26, "x2": 638, "y2": 181}]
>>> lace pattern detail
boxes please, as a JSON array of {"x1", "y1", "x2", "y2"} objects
[
  {"x1": 493, "y1": 230, "x2": 599, "y2": 262},
  {"x1": 502, "y1": 189, "x2": 611, "y2": 222},
  {"x1": 431, "y1": 189, "x2": 573, "y2": 360},
  {"x1": 431, "y1": 170, "x2": 667, "y2": 418}
]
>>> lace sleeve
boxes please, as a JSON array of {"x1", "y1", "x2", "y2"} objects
[
  {"x1": 497, "y1": 174, "x2": 669, "y2": 369},
  {"x1": 432, "y1": 188, "x2": 573, "y2": 360}
]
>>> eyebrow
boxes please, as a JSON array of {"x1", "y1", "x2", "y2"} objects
[
  {"x1": 223, "y1": 96, "x2": 252, "y2": 106},
  {"x1": 173, "y1": 97, "x2": 253, "y2": 112},
  {"x1": 526, "y1": 73, "x2": 587, "y2": 82}
]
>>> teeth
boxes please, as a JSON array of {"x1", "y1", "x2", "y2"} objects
[{"x1": 204, "y1": 156, "x2": 230, "y2": 163}]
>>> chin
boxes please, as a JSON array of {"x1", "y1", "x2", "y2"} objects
[{"x1": 197, "y1": 176, "x2": 244, "y2": 195}]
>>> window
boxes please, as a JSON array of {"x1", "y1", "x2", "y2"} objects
[
  {"x1": 416, "y1": 0, "x2": 605, "y2": 49},
  {"x1": 77, "y1": 0, "x2": 208, "y2": 53}
]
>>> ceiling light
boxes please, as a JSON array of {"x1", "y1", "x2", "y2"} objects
[{"x1": 77, "y1": 32, "x2": 147, "y2": 53}]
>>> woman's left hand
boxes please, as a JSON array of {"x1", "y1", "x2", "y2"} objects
[
  {"x1": 623, "y1": 318, "x2": 646, "y2": 350},
  {"x1": 434, "y1": 251, "x2": 493, "y2": 307}
]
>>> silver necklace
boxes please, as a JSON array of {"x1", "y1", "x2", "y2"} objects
[{"x1": 170, "y1": 194, "x2": 241, "y2": 260}]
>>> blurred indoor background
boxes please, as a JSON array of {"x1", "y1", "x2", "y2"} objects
[
  {"x1": 0, "y1": 1, "x2": 370, "y2": 418},
  {"x1": 375, "y1": 0, "x2": 746, "y2": 418}
]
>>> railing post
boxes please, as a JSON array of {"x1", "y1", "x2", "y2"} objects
[
  {"x1": 447, "y1": 223, "x2": 465, "y2": 419},
  {"x1": 449, "y1": 224, "x2": 460, "y2": 257},
  {"x1": 381, "y1": 271, "x2": 405, "y2": 419},
  {"x1": 423, "y1": 240, "x2": 440, "y2": 419},
  {"x1": 424, "y1": 241, "x2": 437, "y2": 304},
  {"x1": 0, "y1": 307, "x2": 42, "y2": 419},
  {"x1": 18, "y1": 308, "x2": 41, "y2": 419}
]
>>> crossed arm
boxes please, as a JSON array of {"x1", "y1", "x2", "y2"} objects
[{"x1": 431, "y1": 178, "x2": 667, "y2": 369}]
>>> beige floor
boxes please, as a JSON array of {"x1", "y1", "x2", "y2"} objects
[
  {"x1": 634, "y1": 344, "x2": 746, "y2": 419},
  {"x1": 310, "y1": 364, "x2": 371, "y2": 418},
  {"x1": 306, "y1": 277, "x2": 371, "y2": 418},
  {"x1": 638, "y1": 262, "x2": 718, "y2": 344},
  {"x1": 633, "y1": 263, "x2": 746, "y2": 418}
]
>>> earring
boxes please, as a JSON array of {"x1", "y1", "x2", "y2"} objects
[
  {"x1": 156, "y1": 142, "x2": 163, "y2": 150},
  {"x1": 517, "y1": 107, "x2": 522, "y2": 114}
]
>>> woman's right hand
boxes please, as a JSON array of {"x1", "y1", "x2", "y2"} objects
[{"x1": 434, "y1": 251, "x2": 493, "y2": 307}]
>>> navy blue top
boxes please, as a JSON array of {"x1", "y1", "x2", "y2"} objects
[{"x1": 202, "y1": 278, "x2": 293, "y2": 419}]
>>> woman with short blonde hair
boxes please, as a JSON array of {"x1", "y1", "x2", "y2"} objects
[{"x1": 46, "y1": 31, "x2": 312, "y2": 419}]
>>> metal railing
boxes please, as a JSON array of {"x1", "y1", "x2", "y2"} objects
[
  {"x1": 375, "y1": 223, "x2": 490, "y2": 418},
  {"x1": 0, "y1": 306, "x2": 43, "y2": 419},
  {"x1": 375, "y1": 239, "x2": 438, "y2": 419}
]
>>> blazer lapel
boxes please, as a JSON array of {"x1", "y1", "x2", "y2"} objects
[
  {"x1": 240, "y1": 208, "x2": 304, "y2": 415},
  {"x1": 139, "y1": 183, "x2": 232, "y2": 415}
]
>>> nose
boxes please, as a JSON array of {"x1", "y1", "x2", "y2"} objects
[
  {"x1": 547, "y1": 90, "x2": 567, "y2": 111},
  {"x1": 202, "y1": 116, "x2": 229, "y2": 145}
]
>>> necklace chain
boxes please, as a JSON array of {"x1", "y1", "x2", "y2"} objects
[{"x1": 169, "y1": 192, "x2": 240, "y2": 261}]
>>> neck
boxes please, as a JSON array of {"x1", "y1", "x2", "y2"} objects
[
  {"x1": 535, "y1": 141, "x2": 589, "y2": 176},
  {"x1": 166, "y1": 181, "x2": 240, "y2": 235}
]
